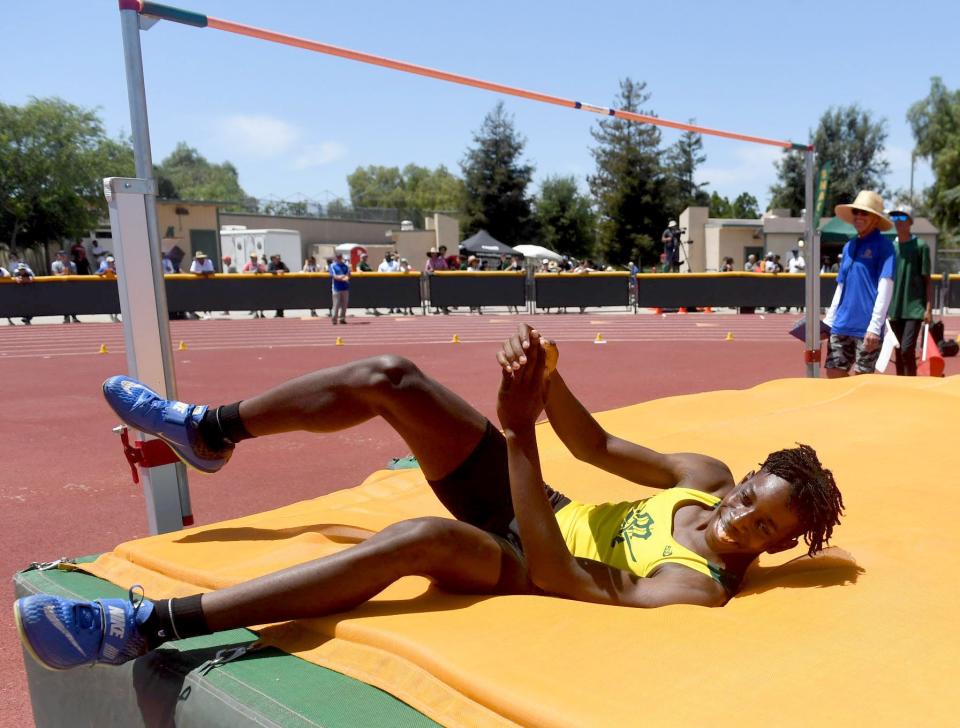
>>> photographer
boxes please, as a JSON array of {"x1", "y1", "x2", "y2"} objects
[{"x1": 661, "y1": 220, "x2": 684, "y2": 273}]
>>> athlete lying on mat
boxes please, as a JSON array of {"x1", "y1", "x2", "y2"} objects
[{"x1": 16, "y1": 324, "x2": 843, "y2": 670}]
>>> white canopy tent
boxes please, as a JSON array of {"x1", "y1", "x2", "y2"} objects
[{"x1": 513, "y1": 244, "x2": 563, "y2": 262}]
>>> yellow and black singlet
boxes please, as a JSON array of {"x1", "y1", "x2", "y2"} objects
[{"x1": 553, "y1": 488, "x2": 737, "y2": 591}]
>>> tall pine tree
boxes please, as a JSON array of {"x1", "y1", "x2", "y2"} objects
[
  {"x1": 460, "y1": 102, "x2": 535, "y2": 245},
  {"x1": 588, "y1": 79, "x2": 665, "y2": 266},
  {"x1": 665, "y1": 123, "x2": 710, "y2": 218},
  {"x1": 770, "y1": 105, "x2": 889, "y2": 216}
]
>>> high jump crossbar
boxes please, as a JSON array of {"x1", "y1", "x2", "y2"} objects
[
  {"x1": 111, "y1": 2, "x2": 819, "y2": 533},
  {"x1": 122, "y1": 0, "x2": 810, "y2": 152}
]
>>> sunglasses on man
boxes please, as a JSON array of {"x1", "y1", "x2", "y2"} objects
[{"x1": 889, "y1": 213, "x2": 910, "y2": 222}]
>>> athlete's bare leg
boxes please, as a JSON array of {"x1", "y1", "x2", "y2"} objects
[
  {"x1": 196, "y1": 356, "x2": 532, "y2": 625},
  {"x1": 237, "y1": 355, "x2": 487, "y2": 481},
  {"x1": 201, "y1": 516, "x2": 531, "y2": 629}
]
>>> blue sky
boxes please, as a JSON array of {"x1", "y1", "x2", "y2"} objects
[{"x1": 4, "y1": 0, "x2": 956, "y2": 210}]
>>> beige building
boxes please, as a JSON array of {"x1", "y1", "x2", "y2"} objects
[
  {"x1": 78, "y1": 199, "x2": 223, "y2": 271},
  {"x1": 219, "y1": 211, "x2": 460, "y2": 270},
  {"x1": 679, "y1": 206, "x2": 939, "y2": 272},
  {"x1": 385, "y1": 214, "x2": 461, "y2": 270},
  {"x1": 156, "y1": 200, "x2": 222, "y2": 262}
]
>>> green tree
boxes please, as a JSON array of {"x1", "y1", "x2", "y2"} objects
[
  {"x1": 347, "y1": 163, "x2": 464, "y2": 224},
  {"x1": 460, "y1": 102, "x2": 535, "y2": 245},
  {"x1": 731, "y1": 192, "x2": 760, "y2": 218},
  {"x1": 347, "y1": 165, "x2": 406, "y2": 210},
  {"x1": 588, "y1": 78, "x2": 665, "y2": 266},
  {"x1": 404, "y1": 164, "x2": 464, "y2": 214},
  {"x1": 664, "y1": 124, "x2": 710, "y2": 218},
  {"x1": 534, "y1": 176, "x2": 596, "y2": 259},
  {"x1": 0, "y1": 97, "x2": 134, "y2": 249},
  {"x1": 325, "y1": 198, "x2": 352, "y2": 218},
  {"x1": 709, "y1": 191, "x2": 760, "y2": 219},
  {"x1": 770, "y1": 105, "x2": 889, "y2": 215},
  {"x1": 908, "y1": 77, "x2": 960, "y2": 242},
  {"x1": 155, "y1": 142, "x2": 247, "y2": 208},
  {"x1": 708, "y1": 191, "x2": 731, "y2": 218}
]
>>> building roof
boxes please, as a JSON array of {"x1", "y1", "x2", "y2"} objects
[
  {"x1": 762, "y1": 216, "x2": 806, "y2": 234},
  {"x1": 156, "y1": 199, "x2": 230, "y2": 207},
  {"x1": 704, "y1": 218, "x2": 762, "y2": 229}
]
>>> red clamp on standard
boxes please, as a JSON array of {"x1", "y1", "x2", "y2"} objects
[
  {"x1": 113, "y1": 425, "x2": 180, "y2": 485},
  {"x1": 804, "y1": 348, "x2": 822, "y2": 365}
]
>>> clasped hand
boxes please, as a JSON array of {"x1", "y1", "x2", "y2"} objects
[{"x1": 495, "y1": 325, "x2": 558, "y2": 432}]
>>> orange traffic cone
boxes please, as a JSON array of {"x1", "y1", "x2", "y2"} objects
[
  {"x1": 704, "y1": 306, "x2": 714, "y2": 313},
  {"x1": 653, "y1": 307, "x2": 663, "y2": 315},
  {"x1": 678, "y1": 307, "x2": 688, "y2": 314}
]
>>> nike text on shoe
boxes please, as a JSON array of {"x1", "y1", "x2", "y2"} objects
[
  {"x1": 14, "y1": 588, "x2": 152, "y2": 670},
  {"x1": 102, "y1": 375, "x2": 232, "y2": 473}
]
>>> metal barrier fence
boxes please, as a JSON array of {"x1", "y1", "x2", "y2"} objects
[
  {"x1": 427, "y1": 272, "x2": 525, "y2": 309},
  {"x1": 1, "y1": 272, "x2": 953, "y2": 317},
  {"x1": 534, "y1": 272, "x2": 630, "y2": 309}
]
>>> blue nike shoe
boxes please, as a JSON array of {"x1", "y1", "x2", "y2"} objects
[
  {"x1": 102, "y1": 375, "x2": 233, "y2": 473},
  {"x1": 14, "y1": 588, "x2": 152, "y2": 670}
]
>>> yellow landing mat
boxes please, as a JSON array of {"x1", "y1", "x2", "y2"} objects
[{"x1": 87, "y1": 376, "x2": 960, "y2": 727}]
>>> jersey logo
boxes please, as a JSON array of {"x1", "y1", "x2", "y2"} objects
[
  {"x1": 662, "y1": 545, "x2": 673, "y2": 557},
  {"x1": 611, "y1": 506, "x2": 654, "y2": 562},
  {"x1": 861, "y1": 248, "x2": 873, "y2": 258}
]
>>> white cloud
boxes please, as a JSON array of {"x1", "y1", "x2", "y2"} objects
[
  {"x1": 220, "y1": 114, "x2": 301, "y2": 158},
  {"x1": 292, "y1": 142, "x2": 348, "y2": 170}
]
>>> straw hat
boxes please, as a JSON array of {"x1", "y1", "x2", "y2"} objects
[
  {"x1": 835, "y1": 191, "x2": 892, "y2": 231},
  {"x1": 194, "y1": 251, "x2": 208, "y2": 259}
]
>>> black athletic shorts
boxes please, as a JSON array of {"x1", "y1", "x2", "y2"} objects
[{"x1": 427, "y1": 421, "x2": 570, "y2": 556}]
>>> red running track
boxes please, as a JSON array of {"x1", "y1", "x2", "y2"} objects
[{"x1": 2, "y1": 313, "x2": 958, "y2": 724}]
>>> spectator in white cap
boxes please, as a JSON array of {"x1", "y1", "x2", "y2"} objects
[
  {"x1": 823, "y1": 191, "x2": 896, "y2": 377},
  {"x1": 887, "y1": 205, "x2": 932, "y2": 376}
]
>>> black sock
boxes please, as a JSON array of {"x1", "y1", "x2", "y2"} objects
[
  {"x1": 198, "y1": 402, "x2": 253, "y2": 450},
  {"x1": 140, "y1": 595, "x2": 211, "y2": 649}
]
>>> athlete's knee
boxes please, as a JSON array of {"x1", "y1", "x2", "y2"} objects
[
  {"x1": 364, "y1": 354, "x2": 424, "y2": 395},
  {"x1": 380, "y1": 517, "x2": 462, "y2": 569}
]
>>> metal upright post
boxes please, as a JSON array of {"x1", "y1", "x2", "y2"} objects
[
  {"x1": 802, "y1": 148, "x2": 820, "y2": 378},
  {"x1": 112, "y1": 4, "x2": 192, "y2": 533}
]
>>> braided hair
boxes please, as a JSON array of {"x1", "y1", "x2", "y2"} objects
[{"x1": 760, "y1": 444, "x2": 844, "y2": 556}]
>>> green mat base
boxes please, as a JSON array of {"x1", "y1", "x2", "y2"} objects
[{"x1": 15, "y1": 558, "x2": 438, "y2": 728}]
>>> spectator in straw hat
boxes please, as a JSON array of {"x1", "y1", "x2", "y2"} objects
[
  {"x1": 189, "y1": 251, "x2": 215, "y2": 276},
  {"x1": 823, "y1": 191, "x2": 896, "y2": 377},
  {"x1": 887, "y1": 205, "x2": 932, "y2": 376}
]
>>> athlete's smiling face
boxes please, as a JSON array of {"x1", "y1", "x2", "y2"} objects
[{"x1": 706, "y1": 471, "x2": 802, "y2": 556}]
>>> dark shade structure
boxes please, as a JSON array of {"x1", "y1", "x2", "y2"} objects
[{"x1": 459, "y1": 230, "x2": 518, "y2": 256}]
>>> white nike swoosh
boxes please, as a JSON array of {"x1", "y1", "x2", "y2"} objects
[{"x1": 43, "y1": 604, "x2": 87, "y2": 656}]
